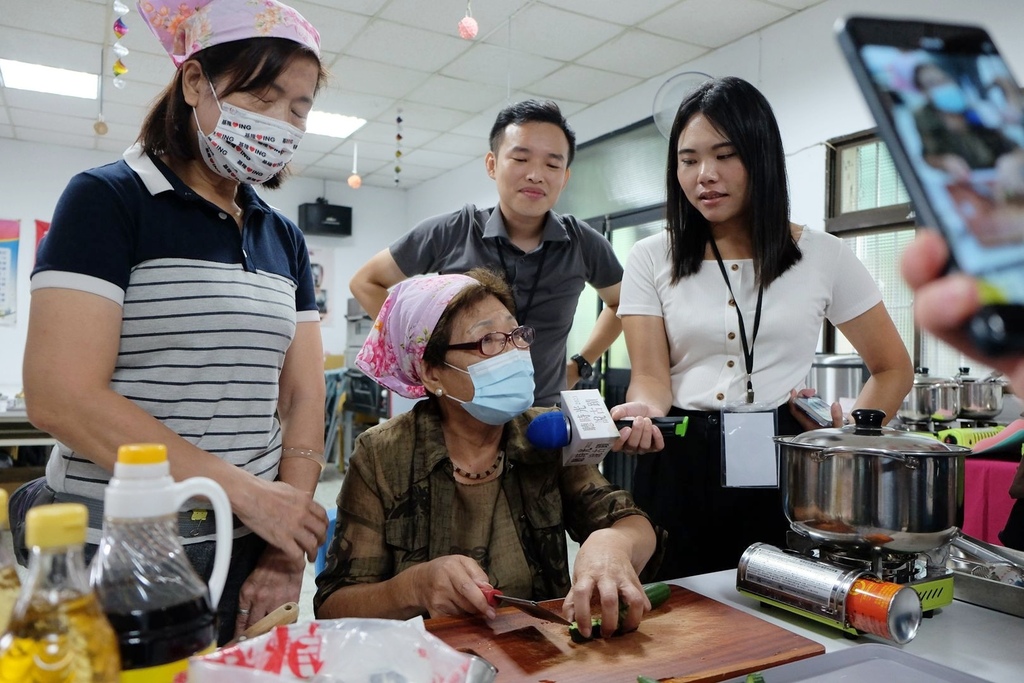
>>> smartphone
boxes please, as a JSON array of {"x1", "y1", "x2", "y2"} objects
[
  {"x1": 793, "y1": 395, "x2": 834, "y2": 428},
  {"x1": 837, "y1": 16, "x2": 1024, "y2": 354}
]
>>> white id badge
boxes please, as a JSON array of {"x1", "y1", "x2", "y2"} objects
[{"x1": 721, "y1": 402, "x2": 778, "y2": 488}]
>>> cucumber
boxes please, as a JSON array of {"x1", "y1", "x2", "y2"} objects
[
  {"x1": 568, "y1": 583, "x2": 671, "y2": 643},
  {"x1": 637, "y1": 677, "x2": 659, "y2": 683}
]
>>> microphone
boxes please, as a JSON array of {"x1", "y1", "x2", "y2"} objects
[{"x1": 526, "y1": 390, "x2": 689, "y2": 465}]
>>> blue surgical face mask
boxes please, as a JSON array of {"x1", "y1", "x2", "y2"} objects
[
  {"x1": 928, "y1": 83, "x2": 968, "y2": 114},
  {"x1": 444, "y1": 349, "x2": 535, "y2": 425}
]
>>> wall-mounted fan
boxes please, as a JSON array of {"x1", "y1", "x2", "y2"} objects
[{"x1": 652, "y1": 71, "x2": 713, "y2": 139}]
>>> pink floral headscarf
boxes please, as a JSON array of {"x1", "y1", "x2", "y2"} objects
[
  {"x1": 137, "y1": 0, "x2": 320, "y2": 67},
  {"x1": 356, "y1": 275, "x2": 477, "y2": 399}
]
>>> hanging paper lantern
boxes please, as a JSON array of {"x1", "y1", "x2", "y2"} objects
[
  {"x1": 347, "y1": 174, "x2": 362, "y2": 189},
  {"x1": 458, "y1": 16, "x2": 478, "y2": 40},
  {"x1": 113, "y1": 17, "x2": 129, "y2": 38}
]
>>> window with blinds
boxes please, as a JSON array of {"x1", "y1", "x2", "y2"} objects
[{"x1": 827, "y1": 131, "x2": 989, "y2": 378}]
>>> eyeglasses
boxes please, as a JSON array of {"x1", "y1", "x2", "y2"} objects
[{"x1": 444, "y1": 325, "x2": 535, "y2": 357}]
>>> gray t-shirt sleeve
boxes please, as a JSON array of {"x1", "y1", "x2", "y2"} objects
[
  {"x1": 389, "y1": 205, "x2": 474, "y2": 277},
  {"x1": 574, "y1": 219, "x2": 623, "y2": 290}
]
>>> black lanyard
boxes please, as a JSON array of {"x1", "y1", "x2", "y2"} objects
[
  {"x1": 709, "y1": 240, "x2": 763, "y2": 403},
  {"x1": 497, "y1": 240, "x2": 547, "y2": 326}
]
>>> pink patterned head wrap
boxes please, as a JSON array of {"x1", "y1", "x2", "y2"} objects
[
  {"x1": 356, "y1": 275, "x2": 478, "y2": 399},
  {"x1": 137, "y1": 0, "x2": 321, "y2": 68}
]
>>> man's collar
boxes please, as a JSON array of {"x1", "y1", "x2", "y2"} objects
[{"x1": 482, "y1": 207, "x2": 570, "y2": 243}]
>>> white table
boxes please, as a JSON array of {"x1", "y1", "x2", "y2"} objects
[{"x1": 675, "y1": 570, "x2": 1023, "y2": 683}]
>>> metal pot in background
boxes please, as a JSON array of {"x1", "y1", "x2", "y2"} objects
[
  {"x1": 775, "y1": 409, "x2": 970, "y2": 553},
  {"x1": 955, "y1": 367, "x2": 1007, "y2": 421},
  {"x1": 898, "y1": 367, "x2": 960, "y2": 424},
  {"x1": 805, "y1": 353, "x2": 867, "y2": 403}
]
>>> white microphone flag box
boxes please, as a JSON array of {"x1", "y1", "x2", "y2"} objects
[{"x1": 560, "y1": 389, "x2": 619, "y2": 466}]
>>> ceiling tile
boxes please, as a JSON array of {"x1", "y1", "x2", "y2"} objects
[
  {"x1": 642, "y1": 0, "x2": 790, "y2": 49},
  {"x1": 16, "y1": 126, "x2": 98, "y2": 149},
  {"x1": 421, "y1": 132, "x2": 486, "y2": 157},
  {"x1": 3, "y1": 1, "x2": 105, "y2": 43},
  {"x1": 287, "y1": 4, "x2": 370, "y2": 55},
  {"x1": 400, "y1": 148, "x2": 476, "y2": 170},
  {"x1": 329, "y1": 56, "x2": 429, "y2": 99},
  {"x1": 296, "y1": 0, "x2": 391, "y2": 17},
  {"x1": 380, "y1": 0, "x2": 531, "y2": 36},
  {"x1": 486, "y1": 4, "x2": 622, "y2": 62},
  {"x1": 526, "y1": 64, "x2": 641, "y2": 105},
  {"x1": 442, "y1": 43, "x2": 563, "y2": 91},
  {"x1": 535, "y1": 0, "x2": 681, "y2": 26},
  {"x1": 405, "y1": 74, "x2": 507, "y2": 112},
  {"x1": 355, "y1": 120, "x2": 438, "y2": 148},
  {"x1": 345, "y1": 19, "x2": 471, "y2": 73},
  {"x1": 386, "y1": 102, "x2": 472, "y2": 132},
  {"x1": 3, "y1": 90, "x2": 98, "y2": 119},
  {"x1": 576, "y1": 30, "x2": 708, "y2": 79}
]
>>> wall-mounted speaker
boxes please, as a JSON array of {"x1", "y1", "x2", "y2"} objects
[{"x1": 299, "y1": 201, "x2": 352, "y2": 236}]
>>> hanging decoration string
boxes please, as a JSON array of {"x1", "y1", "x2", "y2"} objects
[
  {"x1": 348, "y1": 142, "x2": 361, "y2": 189},
  {"x1": 394, "y1": 109, "x2": 403, "y2": 186},
  {"x1": 111, "y1": 0, "x2": 130, "y2": 89},
  {"x1": 458, "y1": 0, "x2": 478, "y2": 40}
]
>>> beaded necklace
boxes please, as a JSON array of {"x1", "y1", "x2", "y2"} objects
[{"x1": 451, "y1": 451, "x2": 504, "y2": 482}]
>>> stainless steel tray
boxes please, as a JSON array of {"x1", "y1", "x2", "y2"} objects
[
  {"x1": 722, "y1": 644, "x2": 989, "y2": 682},
  {"x1": 949, "y1": 534, "x2": 1024, "y2": 618}
]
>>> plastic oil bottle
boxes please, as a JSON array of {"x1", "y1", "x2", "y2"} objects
[
  {"x1": 0, "y1": 489, "x2": 22, "y2": 634},
  {"x1": 90, "y1": 444, "x2": 232, "y2": 683},
  {"x1": 0, "y1": 502, "x2": 120, "y2": 682}
]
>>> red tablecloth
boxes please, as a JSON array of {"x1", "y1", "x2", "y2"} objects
[{"x1": 962, "y1": 457, "x2": 1019, "y2": 545}]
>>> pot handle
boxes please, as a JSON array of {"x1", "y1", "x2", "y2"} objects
[{"x1": 817, "y1": 446, "x2": 916, "y2": 468}]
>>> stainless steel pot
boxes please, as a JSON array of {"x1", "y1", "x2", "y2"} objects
[
  {"x1": 775, "y1": 409, "x2": 970, "y2": 553},
  {"x1": 805, "y1": 353, "x2": 867, "y2": 403},
  {"x1": 898, "y1": 367, "x2": 960, "y2": 424},
  {"x1": 955, "y1": 367, "x2": 1007, "y2": 420}
]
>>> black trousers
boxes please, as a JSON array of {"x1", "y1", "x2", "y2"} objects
[{"x1": 632, "y1": 407, "x2": 801, "y2": 580}]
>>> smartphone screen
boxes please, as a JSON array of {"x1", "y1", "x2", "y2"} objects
[{"x1": 837, "y1": 17, "x2": 1024, "y2": 351}]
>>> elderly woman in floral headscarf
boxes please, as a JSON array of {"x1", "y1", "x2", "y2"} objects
[
  {"x1": 314, "y1": 269, "x2": 660, "y2": 638},
  {"x1": 20, "y1": 0, "x2": 328, "y2": 644}
]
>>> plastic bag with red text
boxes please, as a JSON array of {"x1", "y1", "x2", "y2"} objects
[{"x1": 188, "y1": 617, "x2": 480, "y2": 682}]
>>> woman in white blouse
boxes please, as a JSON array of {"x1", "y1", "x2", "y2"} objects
[{"x1": 611, "y1": 76, "x2": 913, "y2": 580}]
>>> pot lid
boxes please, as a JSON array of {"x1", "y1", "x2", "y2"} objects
[
  {"x1": 778, "y1": 409, "x2": 969, "y2": 453},
  {"x1": 955, "y1": 367, "x2": 1007, "y2": 385},
  {"x1": 912, "y1": 367, "x2": 958, "y2": 388}
]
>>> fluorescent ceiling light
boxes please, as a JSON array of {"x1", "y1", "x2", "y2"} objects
[
  {"x1": 306, "y1": 110, "x2": 366, "y2": 139},
  {"x1": 0, "y1": 59, "x2": 98, "y2": 99}
]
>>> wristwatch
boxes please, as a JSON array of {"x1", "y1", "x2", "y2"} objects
[{"x1": 571, "y1": 354, "x2": 593, "y2": 380}]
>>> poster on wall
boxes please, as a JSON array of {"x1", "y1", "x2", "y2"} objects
[
  {"x1": 308, "y1": 247, "x2": 334, "y2": 326},
  {"x1": 0, "y1": 219, "x2": 20, "y2": 326},
  {"x1": 35, "y1": 220, "x2": 50, "y2": 261}
]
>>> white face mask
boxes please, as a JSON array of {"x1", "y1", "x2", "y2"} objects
[{"x1": 194, "y1": 80, "x2": 304, "y2": 184}]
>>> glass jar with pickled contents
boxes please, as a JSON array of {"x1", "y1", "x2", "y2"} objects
[
  {"x1": 0, "y1": 503, "x2": 120, "y2": 682},
  {"x1": 0, "y1": 489, "x2": 22, "y2": 634}
]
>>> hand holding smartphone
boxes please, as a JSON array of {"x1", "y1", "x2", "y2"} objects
[
  {"x1": 793, "y1": 395, "x2": 835, "y2": 428},
  {"x1": 837, "y1": 16, "x2": 1024, "y2": 355}
]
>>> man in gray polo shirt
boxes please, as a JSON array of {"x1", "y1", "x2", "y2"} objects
[{"x1": 349, "y1": 99, "x2": 623, "y2": 406}]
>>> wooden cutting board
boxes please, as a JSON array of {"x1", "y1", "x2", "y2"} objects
[{"x1": 426, "y1": 585, "x2": 824, "y2": 682}]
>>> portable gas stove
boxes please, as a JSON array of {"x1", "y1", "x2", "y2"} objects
[
  {"x1": 900, "y1": 417, "x2": 1004, "y2": 447},
  {"x1": 786, "y1": 530, "x2": 955, "y2": 613},
  {"x1": 736, "y1": 532, "x2": 954, "y2": 643}
]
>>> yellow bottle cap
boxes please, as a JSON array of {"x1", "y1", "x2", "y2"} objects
[
  {"x1": 26, "y1": 503, "x2": 87, "y2": 549},
  {"x1": 117, "y1": 443, "x2": 168, "y2": 465},
  {"x1": 0, "y1": 489, "x2": 7, "y2": 529}
]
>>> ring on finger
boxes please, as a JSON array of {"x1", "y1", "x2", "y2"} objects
[{"x1": 238, "y1": 608, "x2": 250, "y2": 616}]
